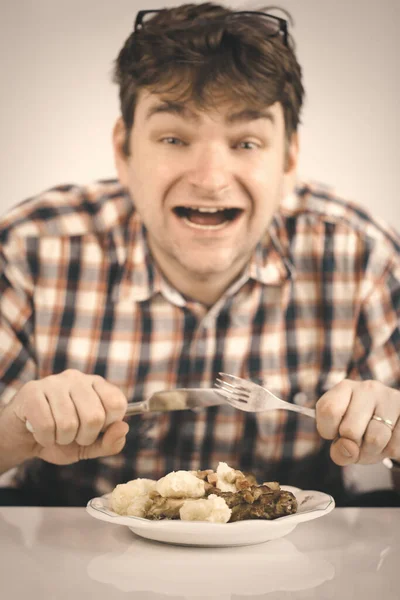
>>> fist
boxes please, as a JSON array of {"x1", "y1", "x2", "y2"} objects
[
  {"x1": 10, "y1": 370, "x2": 129, "y2": 465},
  {"x1": 316, "y1": 379, "x2": 400, "y2": 466}
]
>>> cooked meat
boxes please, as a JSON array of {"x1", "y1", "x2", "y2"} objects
[
  {"x1": 206, "y1": 484, "x2": 297, "y2": 521},
  {"x1": 192, "y1": 469, "x2": 214, "y2": 481},
  {"x1": 234, "y1": 472, "x2": 258, "y2": 490},
  {"x1": 193, "y1": 466, "x2": 258, "y2": 492},
  {"x1": 146, "y1": 496, "x2": 186, "y2": 520},
  {"x1": 261, "y1": 480, "x2": 280, "y2": 491}
]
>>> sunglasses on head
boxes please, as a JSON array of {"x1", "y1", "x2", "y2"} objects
[{"x1": 134, "y1": 9, "x2": 289, "y2": 47}]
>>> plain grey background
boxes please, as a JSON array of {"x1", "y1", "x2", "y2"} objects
[{"x1": 0, "y1": 0, "x2": 399, "y2": 226}]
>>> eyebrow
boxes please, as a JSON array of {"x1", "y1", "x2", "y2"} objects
[
  {"x1": 145, "y1": 102, "x2": 275, "y2": 125},
  {"x1": 226, "y1": 108, "x2": 275, "y2": 125},
  {"x1": 145, "y1": 102, "x2": 200, "y2": 123}
]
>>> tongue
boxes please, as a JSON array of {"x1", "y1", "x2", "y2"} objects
[{"x1": 187, "y1": 209, "x2": 227, "y2": 226}]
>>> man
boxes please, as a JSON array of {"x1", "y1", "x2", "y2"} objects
[{"x1": 0, "y1": 3, "x2": 399, "y2": 506}]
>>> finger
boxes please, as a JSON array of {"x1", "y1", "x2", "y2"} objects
[
  {"x1": 356, "y1": 384, "x2": 400, "y2": 462},
  {"x1": 16, "y1": 381, "x2": 56, "y2": 446},
  {"x1": 70, "y1": 383, "x2": 106, "y2": 446},
  {"x1": 337, "y1": 386, "x2": 376, "y2": 446},
  {"x1": 44, "y1": 382, "x2": 80, "y2": 446},
  {"x1": 92, "y1": 376, "x2": 127, "y2": 427},
  {"x1": 78, "y1": 421, "x2": 129, "y2": 460},
  {"x1": 384, "y1": 418, "x2": 400, "y2": 461},
  {"x1": 357, "y1": 420, "x2": 393, "y2": 463},
  {"x1": 330, "y1": 437, "x2": 360, "y2": 466},
  {"x1": 316, "y1": 380, "x2": 354, "y2": 439}
]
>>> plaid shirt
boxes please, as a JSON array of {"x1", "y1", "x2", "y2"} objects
[{"x1": 1, "y1": 179, "x2": 400, "y2": 505}]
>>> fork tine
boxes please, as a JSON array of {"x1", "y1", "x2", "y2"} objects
[
  {"x1": 214, "y1": 381, "x2": 238, "y2": 397},
  {"x1": 214, "y1": 386, "x2": 231, "y2": 399},
  {"x1": 214, "y1": 378, "x2": 249, "y2": 396},
  {"x1": 214, "y1": 379, "x2": 249, "y2": 404},
  {"x1": 215, "y1": 377, "x2": 251, "y2": 398},
  {"x1": 214, "y1": 388, "x2": 248, "y2": 405},
  {"x1": 217, "y1": 373, "x2": 250, "y2": 391},
  {"x1": 218, "y1": 372, "x2": 248, "y2": 382},
  {"x1": 214, "y1": 387, "x2": 249, "y2": 402},
  {"x1": 217, "y1": 372, "x2": 238, "y2": 382},
  {"x1": 215, "y1": 377, "x2": 234, "y2": 388},
  {"x1": 215, "y1": 377, "x2": 248, "y2": 393}
]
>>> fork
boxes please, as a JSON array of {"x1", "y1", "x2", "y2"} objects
[{"x1": 214, "y1": 373, "x2": 316, "y2": 418}]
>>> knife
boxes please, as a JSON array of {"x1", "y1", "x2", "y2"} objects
[
  {"x1": 25, "y1": 388, "x2": 225, "y2": 432},
  {"x1": 125, "y1": 388, "x2": 225, "y2": 416}
]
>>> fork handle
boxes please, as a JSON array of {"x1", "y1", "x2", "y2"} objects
[{"x1": 285, "y1": 404, "x2": 316, "y2": 419}]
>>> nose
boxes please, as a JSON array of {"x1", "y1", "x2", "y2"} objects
[{"x1": 187, "y1": 145, "x2": 231, "y2": 196}]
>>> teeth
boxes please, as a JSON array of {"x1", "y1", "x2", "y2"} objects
[
  {"x1": 183, "y1": 218, "x2": 228, "y2": 230},
  {"x1": 189, "y1": 207, "x2": 230, "y2": 213}
]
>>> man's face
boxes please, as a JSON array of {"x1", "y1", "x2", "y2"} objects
[{"x1": 114, "y1": 90, "x2": 298, "y2": 296}]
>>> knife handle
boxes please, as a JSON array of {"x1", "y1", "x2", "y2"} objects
[{"x1": 25, "y1": 400, "x2": 149, "y2": 431}]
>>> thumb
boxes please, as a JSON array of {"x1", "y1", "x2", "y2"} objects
[
  {"x1": 330, "y1": 436, "x2": 360, "y2": 466},
  {"x1": 82, "y1": 421, "x2": 129, "y2": 460}
]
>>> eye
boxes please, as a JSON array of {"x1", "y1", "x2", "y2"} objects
[
  {"x1": 236, "y1": 140, "x2": 260, "y2": 150},
  {"x1": 161, "y1": 137, "x2": 186, "y2": 146}
]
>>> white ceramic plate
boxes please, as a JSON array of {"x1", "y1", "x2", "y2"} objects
[{"x1": 86, "y1": 486, "x2": 335, "y2": 547}]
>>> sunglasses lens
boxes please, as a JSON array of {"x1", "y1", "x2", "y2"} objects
[
  {"x1": 135, "y1": 10, "x2": 160, "y2": 30},
  {"x1": 260, "y1": 16, "x2": 282, "y2": 36},
  {"x1": 141, "y1": 12, "x2": 158, "y2": 25},
  {"x1": 229, "y1": 13, "x2": 281, "y2": 37},
  {"x1": 135, "y1": 11, "x2": 286, "y2": 43}
]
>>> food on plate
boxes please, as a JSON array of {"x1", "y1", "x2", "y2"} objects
[
  {"x1": 180, "y1": 494, "x2": 232, "y2": 523},
  {"x1": 110, "y1": 478, "x2": 156, "y2": 516},
  {"x1": 156, "y1": 470, "x2": 205, "y2": 498},
  {"x1": 145, "y1": 493, "x2": 232, "y2": 523},
  {"x1": 209, "y1": 484, "x2": 297, "y2": 521},
  {"x1": 110, "y1": 462, "x2": 297, "y2": 523}
]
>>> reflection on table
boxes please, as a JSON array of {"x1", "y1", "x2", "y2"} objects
[{"x1": 0, "y1": 506, "x2": 399, "y2": 599}]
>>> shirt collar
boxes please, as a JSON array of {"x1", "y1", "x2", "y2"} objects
[
  {"x1": 247, "y1": 211, "x2": 296, "y2": 286},
  {"x1": 111, "y1": 212, "x2": 161, "y2": 303},
  {"x1": 112, "y1": 202, "x2": 295, "y2": 305}
]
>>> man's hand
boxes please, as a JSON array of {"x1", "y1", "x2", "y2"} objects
[
  {"x1": 316, "y1": 379, "x2": 400, "y2": 466},
  {"x1": 0, "y1": 370, "x2": 129, "y2": 469}
]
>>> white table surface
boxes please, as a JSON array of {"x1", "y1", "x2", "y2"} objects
[{"x1": 0, "y1": 506, "x2": 399, "y2": 599}]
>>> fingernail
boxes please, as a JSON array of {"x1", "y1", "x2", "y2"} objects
[{"x1": 338, "y1": 443, "x2": 352, "y2": 458}]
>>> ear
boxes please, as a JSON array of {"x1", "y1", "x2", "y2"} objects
[
  {"x1": 112, "y1": 117, "x2": 130, "y2": 187},
  {"x1": 284, "y1": 131, "x2": 299, "y2": 173},
  {"x1": 283, "y1": 131, "x2": 299, "y2": 196}
]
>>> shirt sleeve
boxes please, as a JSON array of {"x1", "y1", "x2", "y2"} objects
[
  {"x1": 348, "y1": 254, "x2": 400, "y2": 387},
  {"x1": 345, "y1": 245, "x2": 400, "y2": 493},
  {"x1": 0, "y1": 232, "x2": 37, "y2": 406}
]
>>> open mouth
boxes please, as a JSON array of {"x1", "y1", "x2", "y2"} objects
[{"x1": 173, "y1": 206, "x2": 243, "y2": 230}]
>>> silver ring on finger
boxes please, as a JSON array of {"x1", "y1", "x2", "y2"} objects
[{"x1": 370, "y1": 414, "x2": 394, "y2": 432}]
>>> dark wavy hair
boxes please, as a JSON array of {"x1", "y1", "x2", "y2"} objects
[{"x1": 113, "y1": 2, "x2": 305, "y2": 154}]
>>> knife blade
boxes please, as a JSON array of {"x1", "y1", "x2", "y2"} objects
[{"x1": 125, "y1": 388, "x2": 225, "y2": 416}]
